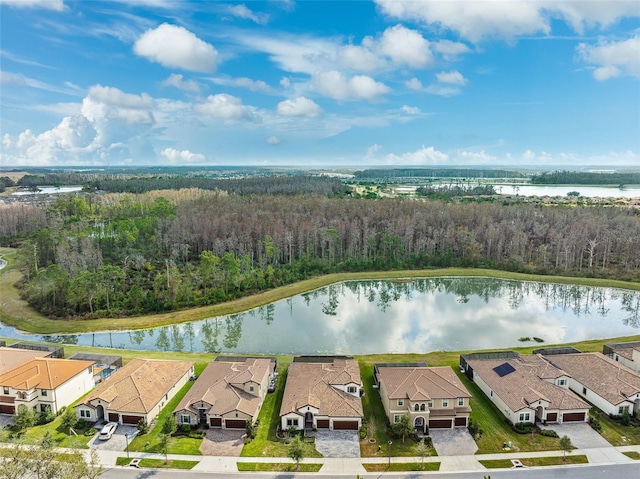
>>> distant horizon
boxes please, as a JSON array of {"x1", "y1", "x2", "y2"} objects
[{"x1": 1, "y1": 1, "x2": 638, "y2": 168}]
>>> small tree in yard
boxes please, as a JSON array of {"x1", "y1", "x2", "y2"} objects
[
  {"x1": 161, "y1": 415, "x2": 178, "y2": 436},
  {"x1": 40, "y1": 431, "x2": 54, "y2": 449},
  {"x1": 136, "y1": 418, "x2": 149, "y2": 435},
  {"x1": 158, "y1": 433, "x2": 171, "y2": 465},
  {"x1": 288, "y1": 435, "x2": 304, "y2": 470},
  {"x1": 61, "y1": 406, "x2": 78, "y2": 434},
  {"x1": 415, "y1": 438, "x2": 431, "y2": 469},
  {"x1": 367, "y1": 415, "x2": 377, "y2": 440},
  {"x1": 559, "y1": 435, "x2": 573, "y2": 461},
  {"x1": 13, "y1": 405, "x2": 38, "y2": 431},
  {"x1": 391, "y1": 413, "x2": 414, "y2": 444}
]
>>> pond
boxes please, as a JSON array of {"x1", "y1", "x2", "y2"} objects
[
  {"x1": 495, "y1": 184, "x2": 640, "y2": 198},
  {"x1": 1, "y1": 278, "x2": 639, "y2": 355}
]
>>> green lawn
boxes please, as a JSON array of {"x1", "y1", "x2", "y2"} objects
[
  {"x1": 240, "y1": 357, "x2": 322, "y2": 458},
  {"x1": 2, "y1": 414, "x2": 94, "y2": 449},
  {"x1": 622, "y1": 451, "x2": 640, "y2": 460},
  {"x1": 362, "y1": 462, "x2": 440, "y2": 472},
  {"x1": 480, "y1": 455, "x2": 589, "y2": 468},
  {"x1": 594, "y1": 411, "x2": 640, "y2": 446},
  {"x1": 237, "y1": 462, "x2": 322, "y2": 472},
  {"x1": 127, "y1": 363, "x2": 207, "y2": 455},
  {"x1": 116, "y1": 457, "x2": 198, "y2": 469}
]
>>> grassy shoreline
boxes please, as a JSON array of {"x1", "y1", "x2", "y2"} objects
[{"x1": 1, "y1": 246, "x2": 639, "y2": 334}]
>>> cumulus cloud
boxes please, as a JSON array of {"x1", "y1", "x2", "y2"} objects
[
  {"x1": 378, "y1": 24, "x2": 433, "y2": 68},
  {"x1": 313, "y1": 70, "x2": 390, "y2": 100},
  {"x1": 375, "y1": 0, "x2": 640, "y2": 42},
  {"x1": 160, "y1": 147, "x2": 206, "y2": 163},
  {"x1": 276, "y1": 96, "x2": 323, "y2": 117},
  {"x1": 226, "y1": 3, "x2": 269, "y2": 24},
  {"x1": 209, "y1": 76, "x2": 274, "y2": 93},
  {"x1": 194, "y1": 93, "x2": 256, "y2": 121},
  {"x1": 82, "y1": 85, "x2": 154, "y2": 126},
  {"x1": 404, "y1": 77, "x2": 423, "y2": 90},
  {"x1": 161, "y1": 73, "x2": 202, "y2": 93},
  {"x1": 385, "y1": 145, "x2": 449, "y2": 165},
  {"x1": 0, "y1": 0, "x2": 65, "y2": 10},
  {"x1": 432, "y1": 40, "x2": 472, "y2": 60},
  {"x1": 266, "y1": 135, "x2": 281, "y2": 145},
  {"x1": 280, "y1": 77, "x2": 291, "y2": 88},
  {"x1": 577, "y1": 36, "x2": 640, "y2": 81},
  {"x1": 134, "y1": 23, "x2": 218, "y2": 73},
  {"x1": 435, "y1": 70, "x2": 468, "y2": 85}
]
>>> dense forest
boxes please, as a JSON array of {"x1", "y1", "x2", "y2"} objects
[
  {"x1": 415, "y1": 184, "x2": 496, "y2": 198},
  {"x1": 2, "y1": 183, "x2": 639, "y2": 320},
  {"x1": 530, "y1": 171, "x2": 640, "y2": 185}
]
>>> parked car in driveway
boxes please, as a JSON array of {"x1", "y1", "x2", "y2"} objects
[{"x1": 98, "y1": 422, "x2": 118, "y2": 440}]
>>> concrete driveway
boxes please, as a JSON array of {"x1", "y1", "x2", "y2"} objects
[
  {"x1": 429, "y1": 428, "x2": 478, "y2": 456},
  {"x1": 0, "y1": 414, "x2": 14, "y2": 428},
  {"x1": 200, "y1": 429, "x2": 245, "y2": 456},
  {"x1": 315, "y1": 430, "x2": 360, "y2": 458},
  {"x1": 540, "y1": 423, "x2": 611, "y2": 449},
  {"x1": 90, "y1": 425, "x2": 138, "y2": 452}
]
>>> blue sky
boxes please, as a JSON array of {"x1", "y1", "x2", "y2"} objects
[{"x1": 1, "y1": 0, "x2": 639, "y2": 168}]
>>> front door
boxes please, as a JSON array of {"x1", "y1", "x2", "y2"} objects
[
  {"x1": 414, "y1": 416, "x2": 425, "y2": 434},
  {"x1": 199, "y1": 408, "x2": 207, "y2": 426},
  {"x1": 305, "y1": 412, "x2": 313, "y2": 428}
]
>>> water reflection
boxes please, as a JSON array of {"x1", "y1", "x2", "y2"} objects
[{"x1": 0, "y1": 278, "x2": 638, "y2": 354}]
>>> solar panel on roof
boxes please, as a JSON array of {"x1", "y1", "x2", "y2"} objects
[{"x1": 493, "y1": 362, "x2": 516, "y2": 377}]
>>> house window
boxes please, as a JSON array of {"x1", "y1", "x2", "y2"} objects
[
  {"x1": 458, "y1": 398, "x2": 464, "y2": 406},
  {"x1": 182, "y1": 415, "x2": 191, "y2": 424},
  {"x1": 347, "y1": 386, "x2": 357, "y2": 393},
  {"x1": 427, "y1": 400, "x2": 433, "y2": 408},
  {"x1": 397, "y1": 399, "x2": 404, "y2": 406},
  {"x1": 442, "y1": 399, "x2": 448, "y2": 407},
  {"x1": 40, "y1": 404, "x2": 51, "y2": 413},
  {"x1": 618, "y1": 406, "x2": 629, "y2": 415},
  {"x1": 557, "y1": 379, "x2": 567, "y2": 386},
  {"x1": 614, "y1": 355, "x2": 619, "y2": 362},
  {"x1": 490, "y1": 391, "x2": 493, "y2": 397},
  {"x1": 582, "y1": 387, "x2": 587, "y2": 395},
  {"x1": 80, "y1": 410, "x2": 90, "y2": 418},
  {"x1": 249, "y1": 386, "x2": 254, "y2": 392},
  {"x1": 3, "y1": 387, "x2": 8, "y2": 394},
  {"x1": 414, "y1": 404, "x2": 420, "y2": 412},
  {"x1": 286, "y1": 418, "x2": 299, "y2": 427},
  {"x1": 420, "y1": 403, "x2": 426, "y2": 411},
  {"x1": 393, "y1": 415, "x2": 402, "y2": 423},
  {"x1": 519, "y1": 412, "x2": 531, "y2": 422},
  {"x1": 41, "y1": 389, "x2": 47, "y2": 397}
]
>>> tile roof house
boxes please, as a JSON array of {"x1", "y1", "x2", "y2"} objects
[
  {"x1": 0, "y1": 357, "x2": 95, "y2": 415},
  {"x1": 174, "y1": 357, "x2": 275, "y2": 429},
  {"x1": 545, "y1": 352, "x2": 640, "y2": 417},
  {"x1": 375, "y1": 364, "x2": 472, "y2": 432},
  {"x1": 280, "y1": 356, "x2": 363, "y2": 431},
  {"x1": 462, "y1": 353, "x2": 590, "y2": 425},
  {"x1": 604, "y1": 341, "x2": 640, "y2": 374},
  {"x1": 75, "y1": 358, "x2": 194, "y2": 425},
  {"x1": 0, "y1": 347, "x2": 52, "y2": 374}
]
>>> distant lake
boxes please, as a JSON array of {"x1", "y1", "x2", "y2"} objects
[
  {"x1": 495, "y1": 185, "x2": 640, "y2": 198},
  {"x1": 1, "y1": 278, "x2": 638, "y2": 355},
  {"x1": 12, "y1": 186, "x2": 83, "y2": 196}
]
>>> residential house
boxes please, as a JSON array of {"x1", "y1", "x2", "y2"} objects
[
  {"x1": 0, "y1": 357, "x2": 95, "y2": 415},
  {"x1": 280, "y1": 356, "x2": 363, "y2": 431},
  {"x1": 0, "y1": 346, "x2": 52, "y2": 375},
  {"x1": 604, "y1": 341, "x2": 640, "y2": 374},
  {"x1": 174, "y1": 357, "x2": 275, "y2": 429},
  {"x1": 545, "y1": 352, "x2": 640, "y2": 417},
  {"x1": 462, "y1": 353, "x2": 590, "y2": 424},
  {"x1": 375, "y1": 363, "x2": 472, "y2": 432},
  {"x1": 75, "y1": 358, "x2": 194, "y2": 425}
]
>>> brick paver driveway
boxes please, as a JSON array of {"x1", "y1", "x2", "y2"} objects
[
  {"x1": 541, "y1": 423, "x2": 611, "y2": 449},
  {"x1": 200, "y1": 429, "x2": 245, "y2": 456},
  {"x1": 315, "y1": 430, "x2": 361, "y2": 458},
  {"x1": 429, "y1": 428, "x2": 478, "y2": 456}
]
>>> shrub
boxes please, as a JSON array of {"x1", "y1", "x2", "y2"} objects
[
  {"x1": 512, "y1": 422, "x2": 533, "y2": 434},
  {"x1": 136, "y1": 418, "x2": 149, "y2": 435},
  {"x1": 539, "y1": 429, "x2": 559, "y2": 438},
  {"x1": 84, "y1": 428, "x2": 98, "y2": 437},
  {"x1": 37, "y1": 411, "x2": 56, "y2": 425},
  {"x1": 179, "y1": 424, "x2": 192, "y2": 434},
  {"x1": 359, "y1": 423, "x2": 368, "y2": 439},
  {"x1": 188, "y1": 431, "x2": 205, "y2": 439},
  {"x1": 589, "y1": 416, "x2": 602, "y2": 433}
]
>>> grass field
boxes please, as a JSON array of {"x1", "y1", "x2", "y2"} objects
[
  {"x1": 116, "y1": 457, "x2": 198, "y2": 469},
  {"x1": 362, "y1": 462, "x2": 440, "y2": 472},
  {"x1": 479, "y1": 454, "x2": 589, "y2": 468},
  {"x1": 2, "y1": 245, "x2": 639, "y2": 334},
  {"x1": 237, "y1": 462, "x2": 322, "y2": 472},
  {"x1": 622, "y1": 451, "x2": 640, "y2": 460}
]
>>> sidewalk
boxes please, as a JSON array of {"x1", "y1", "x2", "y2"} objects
[{"x1": 89, "y1": 444, "x2": 640, "y2": 475}]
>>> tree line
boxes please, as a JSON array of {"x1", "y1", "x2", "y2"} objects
[
  {"x1": 5, "y1": 188, "x2": 640, "y2": 320},
  {"x1": 354, "y1": 168, "x2": 525, "y2": 179},
  {"x1": 530, "y1": 171, "x2": 640, "y2": 185}
]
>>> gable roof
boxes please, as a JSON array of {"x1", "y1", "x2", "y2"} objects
[
  {"x1": 0, "y1": 357, "x2": 93, "y2": 390},
  {"x1": 174, "y1": 358, "x2": 273, "y2": 417},
  {"x1": 80, "y1": 358, "x2": 193, "y2": 414},
  {"x1": 0, "y1": 347, "x2": 52, "y2": 374},
  {"x1": 466, "y1": 355, "x2": 589, "y2": 413},
  {"x1": 545, "y1": 352, "x2": 640, "y2": 405},
  {"x1": 280, "y1": 358, "x2": 363, "y2": 418},
  {"x1": 377, "y1": 365, "x2": 471, "y2": 401}
]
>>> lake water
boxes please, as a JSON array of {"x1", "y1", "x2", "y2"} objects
[
  {"x1": 12, "y1": 186, "x2": 83, "y2": 196},
  {"x1": 1, "y1": 278, "x2": 638, "y2": 355},
  {"x1": 495, "y1": 185, "x2": 640, "y2": 198}
]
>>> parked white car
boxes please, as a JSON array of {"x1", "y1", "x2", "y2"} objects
[{"x1": 98, "y1": 422, "x2": 118, "y2": 440}]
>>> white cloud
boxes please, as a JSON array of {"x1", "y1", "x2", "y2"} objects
[
  {"x1": 194, "y1": 93, "x2": 256, "y2": 121},
  {"x1": 209, "y1": 76, "x2": 274, "y2": 93},
  {"x1": 385, "y1": 145, "x2": 449, "y2": 165},
  {"x1": 266, "y1": 135, "x2": 281, "y2": 145},
  {"x1": 134, "y1": 23, "x2": 218, "y2": 73},
  {"x1": 405, "y1": 77, "x2": 423, "y2": 90},
  {"x1": 366, "y1": 143, "x2": 382, "y2": 159},
  {"x1": 0, "y1": 71, "x2": 82, "y2": 96},
  {"x1": 0, "y1": 0, "x2": 65, "y2": 10},
  {"x1": 455, "y1": 149, "x2": 497, "y2": 163},
  {"x1": 226, "y1": 4, "x2": 269, "y2": 24},
  {"x1": 337, "y1": 43, "x2": 387, "y2": 73},
  {"x1": 400, "y1": 105, "x2": 421, "y2": 115},
  {"x1": 432, "y1": 40, "x2": 472, "y2": 60},
  {"x1": 280, "y1": 77, "x2": 291, "y2": 88},
  {"x1": 378, "y1": 24, "x2": 433, "y2": 68},
  {"x1": 276, "y1": 96, "x2": 323, "y2": 117},
  {"x1": 522, "y1": 149, "x2": 537, "y2": 162},
  {"x1": 313, "y1": 70, "x2": 390, "y2": 100},
  {"x1": 160, "y1": 147, "x2": 206, "y2": 163},
  {"x1": 436, "y1": 70, "x2": 467, "y2": 85},
  {"x1": 161, "y1": 73, "x2": 202, "y2": 93},
  {"x1": 425, "y1": 84, "x2": 461, "y2": 97},
  {"x1": 82, "y1": 85, "x2": 154, "y2": 126},
  {"x1": 577, "y1": 36, "x2": 640, "y2": 81},
  {"x1": 375, "y1": 0, "x2": 640, "y2": 42}
]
